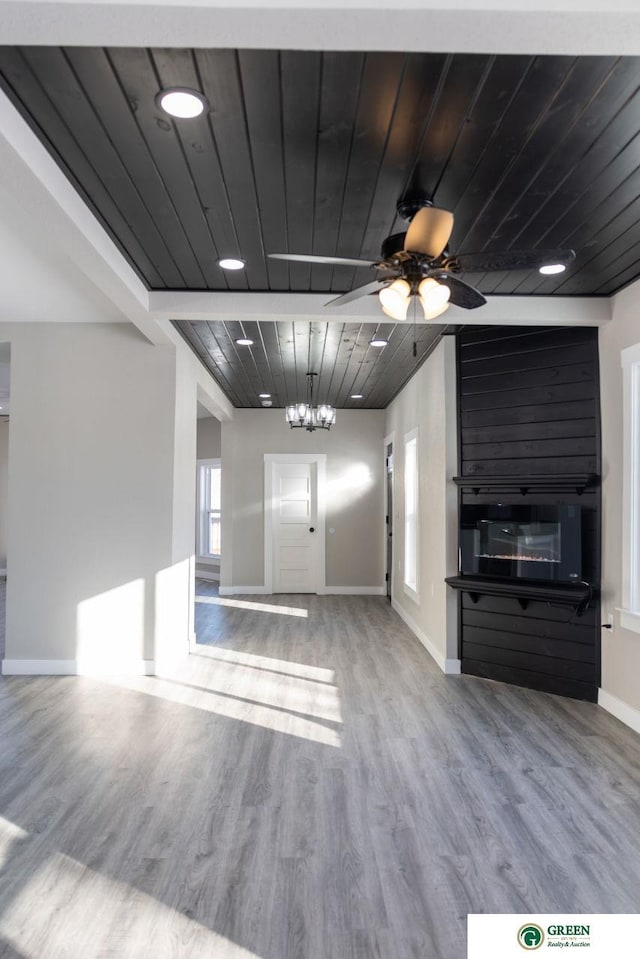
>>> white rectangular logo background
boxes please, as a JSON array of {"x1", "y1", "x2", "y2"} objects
[{"x1": 468, "y1": 914, "x2": 640, "y2": 958}]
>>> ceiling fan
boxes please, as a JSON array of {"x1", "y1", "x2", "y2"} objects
[{"x1": 269, "y1": 194, "x2": 575, "y2": 320}]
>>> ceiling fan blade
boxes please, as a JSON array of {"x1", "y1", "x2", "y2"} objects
[
  {"x1": 269, "y1": 253, "x2": 377, "y2": 267},
  {"x1": 437, "y1": 274, "x2": 487, "y2": 310},
  {"x1": 455, "y1": 248, "x2": 575, "y2": 273},
  {"x1": 404, "y1": 207, "x2": 454, "y2": 258},
  {"x1": 325, "y1": 279, "x2": 385, "y2": 308}
]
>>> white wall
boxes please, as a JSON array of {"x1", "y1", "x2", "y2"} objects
[
  {"x1": 599, "y1": 280, "x2": 640, "y2": 719},
  {"x1": 196, "y1": 415, "x2": 221, "y2": 459},
  {"x1": 384, "y1": 337, "x2": 459, "y2": 672},
  {"x1": 220, "y1": 408, "x2": 385, "y2": 591},
  {"x1": 0, "y1": 321, "x2": 196, "y2": 674}
]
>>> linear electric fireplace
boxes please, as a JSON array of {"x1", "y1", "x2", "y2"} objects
[{"x1": 460, "y1": 503, "x2": 582, "y2": 583}]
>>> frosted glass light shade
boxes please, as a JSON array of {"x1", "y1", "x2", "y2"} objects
[
  {"x1": 418, "y1": 278, "x2": 451, "y2": 319},
  {"x1": 379, "y1": 278, "x2": 411, "y2": 320}
]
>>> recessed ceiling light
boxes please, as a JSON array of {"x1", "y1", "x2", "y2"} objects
[
  {"x1": 370, "y1": 338, "x2": 388, "y2": 348},
  {"x1": 259, "y1": 393, "x2": 271, "y2": 398},
  {"x1": 235, "y1": 338, "x2": 254, "y2": 347},
  {"x1": 218, "y1": 257, "x2": 246, "y2": 271},
  {"x1": 539, "y1": 263, "x2": 567, "y2": 276},
  {"x1": 156, "y1": 88, "x2": 207, "y2": 119},
  {"x1": 350, "y1": 394, "x2": 364, "y2": 399}
]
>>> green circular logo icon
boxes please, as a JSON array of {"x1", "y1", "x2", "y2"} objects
[{"x1": 517, "y1": 924, "x2": 545, "y2": 950}]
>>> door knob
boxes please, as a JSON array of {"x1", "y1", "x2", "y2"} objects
[{"x1": 309, "y1": 527, "x2": 315, "y2": 532}]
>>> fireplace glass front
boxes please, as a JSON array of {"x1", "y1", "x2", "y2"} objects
[{"x1": 459, "y1": 503, "x2": 582, "y2": 582}]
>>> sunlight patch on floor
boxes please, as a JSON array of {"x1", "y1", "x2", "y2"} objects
[
  {"x1": 95, "y1": 674, "x2": 342, "y2": 748},
  {"x1": 192, "y1": 644, "x2": 335, "y2": 683},
  {"x1": 0, "y1": 815, "x2": 28, "y2": 870},
  {"x1": 0, "y1": 843, "x2": 265, "y2": 958},
  {"x1": 183, "y1": 658, "x2": 341, "y2": 723},
  {"x1": 196, "y1": 595, "x2": 308, "y2": 618}
]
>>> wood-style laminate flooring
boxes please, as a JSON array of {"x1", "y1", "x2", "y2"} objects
[{"x1": 0, "y1": 581, "x2": 639, "y2": 958}]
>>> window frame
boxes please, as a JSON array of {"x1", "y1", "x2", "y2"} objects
[
  {"x1": 196, "y1": 458, "x2": 221, "y2": 562},
  {"x1": 620, "y1": 344, "x2": 640, "y2": 632},
  {"x1": 403, "y1": 427, "x2": 419, "y2": 602}
]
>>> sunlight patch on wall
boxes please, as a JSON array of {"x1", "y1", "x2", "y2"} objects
[
  {"x1": 155, "y1": 558, "x2": 192, "y2": 669},
  {"x1": 328, "y1": 462, "x2": 374, "y2": 513},
  {"x1": 0, "y1": 845, "x2": 265, "y2": 958},
  {"x1": 96, "y1": 673, "x2": 341, "y2": 748},
  {"x1": 196, "y1": 595, "x2": 308, "y2": 618},
  {"x1": 76, "y1": 579, "x2": 145, "y2": 675}
]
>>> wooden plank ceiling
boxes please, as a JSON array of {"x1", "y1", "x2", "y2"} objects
[
  {"x1": 178, "y1": 319, "x2": 447, "y2": 409},
  {"x1": 1, "y1": 47, "x2": 640, "y2": 406}
]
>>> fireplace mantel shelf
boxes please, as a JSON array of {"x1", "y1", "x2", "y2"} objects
[
  {"x1": 453, "y1": 474, "x2": 599, "y2": 496},
  {"x1": 445, "y1": 575, "x2": 593, "y2": 615}
]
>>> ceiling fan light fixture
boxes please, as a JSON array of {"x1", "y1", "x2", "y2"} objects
[
  {"x1": 539, "y1": 262, "x2": 567, "y2": 275},
  {"x1": 418, "y1": 277, "x2": 451, "y2": 321},
  {"x1": 370, "y1": 338, "x2": 388, "y2": 348},
  {"x1": 421, "y1": 299, "x2": 450, "y2": 321},
  {"x1": 235, "y1": 338, "x2": 254, "y2": 346},
  {"x1": 156, "y1": 87, "x2": 208, "y2": 119},
  {"x1": 379, "y1": 278, "x2": 411, "y2": 321}
]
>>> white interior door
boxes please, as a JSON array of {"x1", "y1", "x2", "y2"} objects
[{"x1": 273, "y1": 461, "x2": 317, "y2": 593}]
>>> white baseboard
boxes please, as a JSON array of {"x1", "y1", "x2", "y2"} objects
[
  {"x1": 1, "y1": 658, "x2": 155, "y2": 676},
  {"x1": 443, "y1": 657, "x2": 461, "y2": 674},
  {"x1": 219, "y1": 585, "x2": 385, "y2": 596},
  {"x1": 391, "y1": 599, "x2": 461, "y2": 675},
  {"x1": 598, "y1": 688, "x2": 640, "y2": 737},
  {"x1": 320, "y1": 586, "x2": 386, "y2": 595},
  {"x1": 218, "y1": 586, "x2": 269, "y2": 596},
  {"x1": 195, "y1": 570, "x2": 220, "y2": 582}
]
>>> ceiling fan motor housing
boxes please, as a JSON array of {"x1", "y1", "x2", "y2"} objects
[
  {"x1": 396, "y1": 193, "x2": 433, "y2": 220},
  {"x1": 380, "y1": 232, "x2": 408, "y2": 261}
]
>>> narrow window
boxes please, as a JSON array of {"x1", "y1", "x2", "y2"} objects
[
  {"x1": 197, "y1": 459, "x2": 221, "y2": 560},
  {"x1": 404, "y1": 429, "x2": 418, "y2": 599}
]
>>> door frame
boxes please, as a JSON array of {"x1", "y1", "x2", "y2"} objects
[
  {"x1": 384, "y1": 431, "x2": 395, "y2": 601},
  {"x1": 264, "y1": 452, "x2": 327, "y2": 594}
]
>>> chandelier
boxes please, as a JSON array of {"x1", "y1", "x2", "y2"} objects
[{"x1": 285, "y1": 373, "x2": 336, "y2": 432}]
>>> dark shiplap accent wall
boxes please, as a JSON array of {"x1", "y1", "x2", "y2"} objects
[{"x1": 456, "y1": 326, "x2": 601, "y2": 702}]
